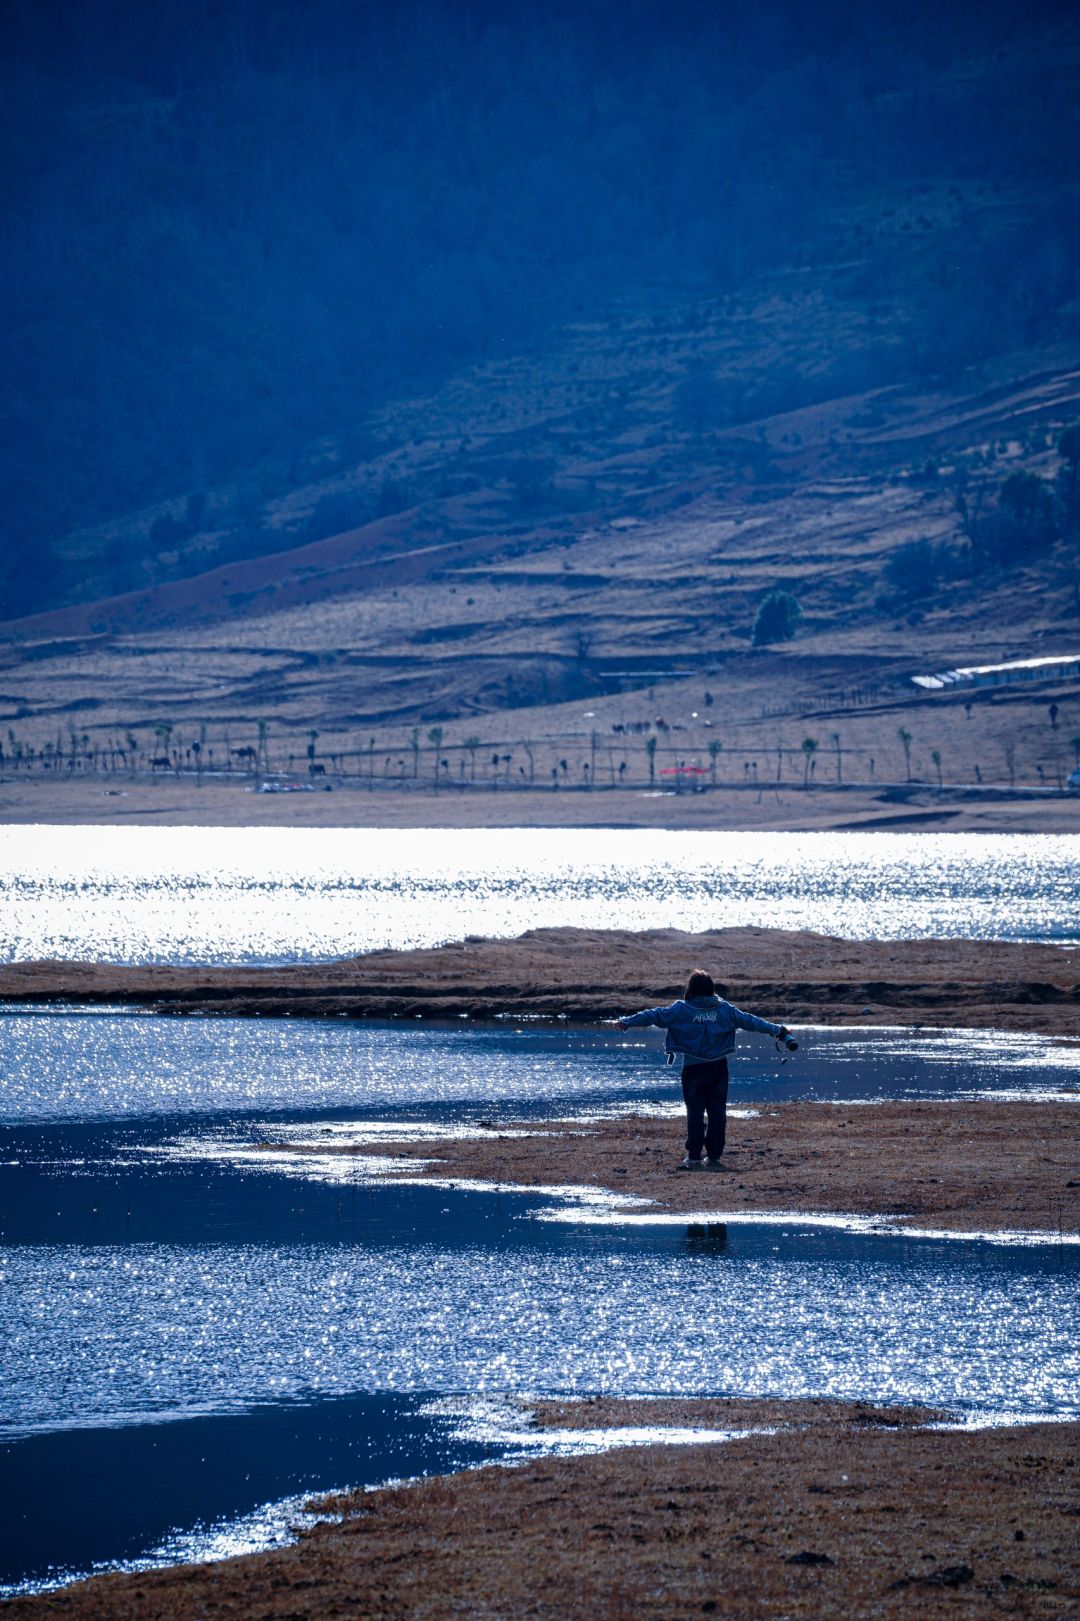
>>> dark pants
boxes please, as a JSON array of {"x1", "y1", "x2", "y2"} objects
[{"x1": 681, "y1": 1059, "x2": 730, "y2": 1161}]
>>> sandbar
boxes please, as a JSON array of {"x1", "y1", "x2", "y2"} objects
[
  {"x1": 261, "y1": 1098, "x2": 1079, "y2": 1237},
  {"x1": 3, "y1": 925, "x2": 1080, "y2": 1034}
]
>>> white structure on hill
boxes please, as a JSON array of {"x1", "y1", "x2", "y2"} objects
[{"x1": 911, "y1": 653, "x2": 1080, "y2": 692}]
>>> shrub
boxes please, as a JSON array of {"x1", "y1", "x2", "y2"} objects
[
  {"x1": 149, "y1": 512, "x2": 187, "y2": 549},
  {"x1": 999, "y1": 470, "x2": 1057, "y2": 545},
  {"x1": 1058, "y1": 422, "x2": 1080, "y2": 518},
  {"x1": 185, "y1": 491, "x2": 208, "y2": 530},
  {"x1": 752, "y1": 590, "x2": 801, "y2": 646},
  {"x1": 306, "y1": 490, "x2": 368, "y2": 542},
  {"x1": 884, "y1": 537, "x2": 939, "y2": 598},
  {"x1": 971, "y1": 471, "x2": 1059, "y2": 566},
  {"x1": 375, "y1": 477, "x2": 409, "y2": 518},
  {"x1": 673, "y1": 364, "x2": 725, "y2": 436}
]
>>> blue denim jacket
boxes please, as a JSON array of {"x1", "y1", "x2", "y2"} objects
[{"x1": 621, "y1": 994, "x2": 784, "y2": 1064}]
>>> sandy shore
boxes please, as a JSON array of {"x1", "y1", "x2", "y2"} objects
[
  {"x1": 8, "y1": 1400, "x2": 1077, "y2": 1619},
  {"x1": 262, "y1": 1099, "x2": 1079, "y2": 1236},
  {"x1": 4, "y1": 925, "x2": 1079, "y2": 1033},
  {"x1": 1, "y1": 771, "x2": 1078, "y2": 830}
]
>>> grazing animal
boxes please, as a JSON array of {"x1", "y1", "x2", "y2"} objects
[
  {"x1": 309, "y1": 762, "x2": 326, "y2": 776},
  {"x1": 150, "y1": 755, "x2": 171, "y2": 771}
]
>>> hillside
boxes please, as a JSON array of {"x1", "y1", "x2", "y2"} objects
[
  {"x1": 1, "y1": 2, "x2": 1079, "y2": 824},
  {"x1": 2, "y1": 303, "x2": 1079, "y2": 814}
]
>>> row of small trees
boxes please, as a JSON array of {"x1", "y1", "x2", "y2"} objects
[{"x1": 7, "y1": 718, "x2": 1078, "y2": 791}]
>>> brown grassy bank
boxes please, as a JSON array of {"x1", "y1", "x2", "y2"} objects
[
  {"x1": 3, "y1": 926, "x2": 1079, "y2": 1035},
  {"x1": 261, "y1": 1099, "x2": 1079, "y2": 1236},
  {"x1": 7, "y1": 1402, "x2": 1077, "y2": 1620}
]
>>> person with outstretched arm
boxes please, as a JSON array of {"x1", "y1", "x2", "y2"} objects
[{"x1": 617, "y1": 969, "x2": 797, "y2": 1170}]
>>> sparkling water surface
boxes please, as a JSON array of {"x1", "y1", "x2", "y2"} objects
[
  {"x1": 5, "y1": 1224, "x2": 1076, "y2": 1439},
  {"x1": 2, "y1": 983, "x2": 1078, "y2": 1590},
  {"x1": 3, "y1": 826, "x2": 1079, "y2": 962},
  {"x1": 2, "y1": 1012, "x2": 1077, "y2": 1123}
]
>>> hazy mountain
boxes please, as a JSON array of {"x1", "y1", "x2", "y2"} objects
[{"x1": 2, "y1": 0, "x2": 1077, "y2": 621}]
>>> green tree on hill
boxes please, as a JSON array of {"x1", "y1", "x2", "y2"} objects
[
  {"x1": 884, "y1": 538, "x2": 941, "y2": 599},
  {"x1": 801, "y1": 736, "x2": 818, "y2": 787},
  {"x1": 752, "y1": 590, "x2": 801, "y2": 647},
  {"x1": 1058, "y1": 422, "x2": 1080, "y2": 518},
  {"x1": 999, "y1": 471, "x2": 1058, "y2": 545}
]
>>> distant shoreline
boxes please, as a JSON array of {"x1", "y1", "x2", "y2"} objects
[{"x1": 2, "y1": 771, "x2": 1078, "y2": 831}]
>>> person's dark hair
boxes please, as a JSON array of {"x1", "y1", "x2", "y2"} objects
[{"x1": 685, "y1": 970, "x2": 715, "y2": 999}]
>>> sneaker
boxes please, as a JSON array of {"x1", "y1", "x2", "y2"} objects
[
  {"x1": 679, "y1": 1155, "x2": 704, "y2": 1170},
  {"x1": 705, "y1": 1157, "x2": 732, "y2": 1171}
]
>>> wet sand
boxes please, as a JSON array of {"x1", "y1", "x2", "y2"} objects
[
  {"x1": 262, "y1": 1098, "x2": 1079, "y2": 1236},
  {"x1": 3, "y1": 925, "x2": 1080, "y2": 1033},
  {"x1": 8, "y1": 1401, "x2": 1077, "y2": 1619}
]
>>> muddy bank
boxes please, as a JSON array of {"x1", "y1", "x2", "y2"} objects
[
  {"x1": 8, "y1": 1401, "x2": 1077, "y2": 1619},
  {"x1": 262, "y1": 1099, "x2": 1079, "y2": 1236},
  {"x1": 3, "y1": 926, "x2": 1080, "y2": 1033}
]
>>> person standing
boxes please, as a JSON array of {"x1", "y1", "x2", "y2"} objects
[{"x1": 617, "y1": 969, "x2": 796, "y2": 1170}]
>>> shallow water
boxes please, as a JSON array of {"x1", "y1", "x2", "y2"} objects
[
  {"x1": 3, "y1": 826, "x2": 1079, "y2": 962},
  {"x1": 2, "y1": 1012, "x2": 1077, "y2": 1124},
  {"x1": 2, "y1": 1018, "x2": 1077, "y2": 1593}
]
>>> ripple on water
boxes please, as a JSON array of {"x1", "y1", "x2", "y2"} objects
[
  {"x1": 1, "y1": 1014, "x2": 1077, "y2": 1123},
  {"x1": 0, "y1": 1015, "x2": 649, "y2": 1122},
  {"x1": 2, "y1": 1236, "x2": 1077, "y2": 1437},
  {"x1": 2, "y1": 826, "x2": 1079, "y2": 962}
]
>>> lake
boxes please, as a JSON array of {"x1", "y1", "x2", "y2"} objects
[
  {"x1": 2, "y1": 1014, "x2": 1077, "y2": 1594},
  {"x1": 2, "y1": 826, "x2": 1079, "y2": 963}
]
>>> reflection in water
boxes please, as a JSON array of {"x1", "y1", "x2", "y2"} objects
[
  {"x1": 684, "y1": 1223, "x2": 729, "y2": 1254},
  {"x1": 2, "y1": 825, "x2": 1078, "y2": 962}
]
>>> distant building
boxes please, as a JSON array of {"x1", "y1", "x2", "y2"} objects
[{"x1": 911, "y1": 653, "x2": 1080, "y2": 692}]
